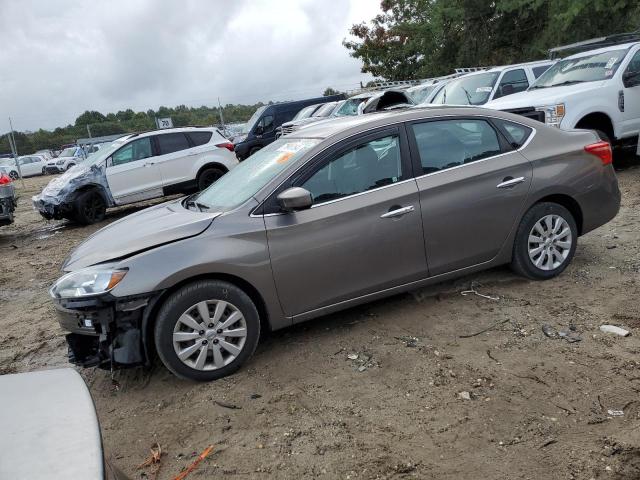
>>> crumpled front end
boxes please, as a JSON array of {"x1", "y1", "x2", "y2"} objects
[
  {"x1": 32, "y1": 163, "x2": 115, "y2": 219},
  {"x1": 0, "y1": 183, "x2": 17, "y2": 226},
  {"x1": 55, "y1": 292, "x2": 161, "y2": 369}
]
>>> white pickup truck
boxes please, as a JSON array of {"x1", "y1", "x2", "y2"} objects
[{"x1": 486, "y1": 39, "x2": 640, "y2": 152}]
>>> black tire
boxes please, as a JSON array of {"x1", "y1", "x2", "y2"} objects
[
  {"x1": 73, "y1": 189, "x2": 107, "y2": 225},
  {"x1": 510, "y1": 202, "x2": 578, "y2": 280},
  {"x1": 66, "y1": 163, "x2": 76, "y2": 171},
  {"x1": 154, "y1": 280, "x2": 261, "y2": 381},
  {"x1": 9, "y1": 170, "x2": 19, "y2": 180},
  {"x1": 197, "y1": 167, "x2": 225, "y2": 191}
]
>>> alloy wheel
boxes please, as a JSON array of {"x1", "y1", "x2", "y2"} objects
[
  {"x1": 172, "y1": 300, "x2": 247, "y2": 371},
  {"x1": 527, "y1": 214, "x2": 572, "y2": 271},
  {"x1": 9, "y1": 171, "x2": 18, "y2": 180}
]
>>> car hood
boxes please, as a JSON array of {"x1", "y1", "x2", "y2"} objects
[
  {"x1": 63, "y1": 199, "x2": 221, "y2": 271},
  {"x1": 485, "y1": 81, "x2": 608, "y2": 110}
]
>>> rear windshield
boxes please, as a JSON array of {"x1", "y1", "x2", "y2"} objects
[
  {"x1": 193, "y1": 138, "x2": 320, "y2": 212},
  {"x1": 530, "y1": 49, "x2": 627, "y2": 89}
]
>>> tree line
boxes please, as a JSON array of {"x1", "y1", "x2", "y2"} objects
[
  {"x1": 343, "y1": 0, "x2": 640, "y2": 80},
  {"x1": 0, "y1": 103, "x2": 264, "y2": 155}
]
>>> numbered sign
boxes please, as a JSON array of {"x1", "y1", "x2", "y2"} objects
[{"x1": 157, "y1": 117, "x2": 173, "y2": 129}]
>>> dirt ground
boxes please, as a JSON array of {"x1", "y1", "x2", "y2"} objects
[{"x1": 1, "y1": 160, "x2": 639, "y2": 480}]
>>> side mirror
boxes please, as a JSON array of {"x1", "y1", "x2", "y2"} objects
[
  {"x1": 623, "y1": 71, "x2": 640, "y2": 88},
  {"x1": 277, "y1": 187, "x2": 313, "y2": 212},
  {"x1": 106, "y1": 156, "x2": 113, "y2": 167},
  {"x1": 500, "y1": 84, "x2": 515, "y2": 96}
]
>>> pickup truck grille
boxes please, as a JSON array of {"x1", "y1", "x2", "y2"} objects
[{"x1": 504, "y1": 108, "x2": 545, "y2": 123}]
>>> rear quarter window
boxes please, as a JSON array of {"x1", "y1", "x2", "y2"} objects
[
  {"x1": 493, "y1": 119, "x2": 533, "y2": 148},
  {"x1": 186, "y1": 131, "x2": 213, "y2": 146}
]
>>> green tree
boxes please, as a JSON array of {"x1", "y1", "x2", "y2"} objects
[
  {"x1": 344, "y1": 0, "x2": 640, "y2": 80},
  {"x1": 323, "y1": 87, "x2": 340, "y2": 96}
]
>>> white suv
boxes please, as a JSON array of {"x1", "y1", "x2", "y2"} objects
[
  {"x1": 45, "y1": 146, "x2": 84, "y2": 173},
  {"x1": 485, "y1": 40, "x2": 640, "y2": 151},
  {"x1": 33, "y1": 127, "x2": 238, "y2": 224},
  {"x1": 429, "y1": 60, "x2": 555, "y2": 106}
]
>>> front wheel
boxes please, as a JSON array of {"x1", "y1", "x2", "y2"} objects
[
  {"x1": 154, "y1": 280, "x2": 261, "y2": 381},
  {"x1": 510, "y1": 202, "x2": 578, "y2": 280},
  {"x1": 73, "y1": 189, "x2": 107, "y2": 225}
]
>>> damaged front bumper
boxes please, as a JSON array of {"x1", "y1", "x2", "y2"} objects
[
  {"x1": 33, "y1": 196, "x2": 73, "y2": 220},
  {"x1": 54, "y1": 292, "x2": 162, "y2": 370}
]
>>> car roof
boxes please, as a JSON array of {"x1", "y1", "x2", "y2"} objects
[
  {"x1": 286, "y1": 105, "x2": 531, "y2": 140},
  {"x1": 565, "y1": 41, "x2": 639, "y2": 59},
  {"x1": 128, "y1": 126, "x2": 219, "y2": 140}
]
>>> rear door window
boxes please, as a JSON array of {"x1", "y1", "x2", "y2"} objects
[
  {"x1": 157, "y1": 133, "x2": 191, "y2": 155},
  {"x1": 410, "y1": 119, "x2": 502, "y2": 174},
  {"x1": 186, "y1": 131, "x2": 213, "y2": 146}
]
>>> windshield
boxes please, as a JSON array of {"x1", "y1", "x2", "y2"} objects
[
  {"x1": 193, "y1": 138, "x2": 320, "y2": 211},
  {"x1": 312, "y1": 102, "x2": 336, "y2": 117},
  {"x1": 78, "y1": 138, "x2": 128, "y2": 165},
  {"x1": 59, "y1": 147, "x2": 78, "y2": 157},
  {"x1": 409, "y1": 84, "x2": 436, "y2": 104},
  {"x1": 531, "y1": 49, "x2": 627, "y2": 89},
  {"x1": 292, "y1": 105, "x2": 317, "y2": 121},
  {"x1": 241, "y1": 106, "x2": 267, "y2": 134},
  {"x1": 334, "y1": 97, "x2": 370, "y2": 116},
  {"x1": 432, "y1": 72, "x2": 500, "y2": 105}
]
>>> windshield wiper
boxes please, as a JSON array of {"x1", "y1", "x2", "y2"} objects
[
  {"x1": 184, "y1": 194, "x2": 210, "y2": 212},
  {"x1": 530, "y1": 80, "x2": 584, "y2": 90},
  {"x1": 461, "y1": 86, "x2": 473, "y2": 104}
]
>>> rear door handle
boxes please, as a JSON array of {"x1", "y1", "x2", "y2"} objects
[
  {"x1": 144, "y1": 162, "x2": 155, "y2": 166},
  {"x1": 381, "y1": 205, "x2": 415, "y2": 219},
  {"x1": 496, "y1": 176, "x2": 525, "y2": 189}
]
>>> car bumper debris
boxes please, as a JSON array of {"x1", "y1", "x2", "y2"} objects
[{"x1": 54, "y1": 292, "x2": 161, "y2": 369}]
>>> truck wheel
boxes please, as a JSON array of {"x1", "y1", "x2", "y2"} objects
[
  {"x1": 154, "y1": 280, "x2": 261, "y2": 381},
  {"x1": 197, "y1": 167, "x2": 225, "y2": 191},
  {"x1": 73, "y1": 190, "x2": 107, "y2": 225},
  {"x1": 510, "y1": 202, "x2": 577, "y2": 280}
]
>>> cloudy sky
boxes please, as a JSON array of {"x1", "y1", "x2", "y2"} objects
[{"x1": 0, "y1": 0, "x2": 380, "y2": 131}]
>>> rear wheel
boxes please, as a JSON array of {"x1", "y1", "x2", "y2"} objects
[
  {"x1": 154, "y1": 280, "x2": 261, "y2": 381},
  {"x1": 73, "y1": 189, "x2": 107, "y2": 225},
  {"x1": 510, "y1": 202, "x2": 577, "y2": 280},
  {"x1": 197, "y1": 167, "x2": 225, "y2": 191},
  {"x1": 9, "y1": 171, "x2": 19, "y2": 180},
  {"x1": 249, "y1": 146, "x2": 262, "y2": 157}
]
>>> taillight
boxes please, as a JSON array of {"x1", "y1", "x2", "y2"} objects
[
  {"x1": 216, "y1": 142, "x2": 235, "y2": 152},
  {"x1": 0, "y1": 173, "x2": 11, "y2": 185},
  {"x1": 584, "y1": 141, "x2": 612, "y2": 165}
]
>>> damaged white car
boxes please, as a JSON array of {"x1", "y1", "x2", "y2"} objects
[{"x1": 33, "y1": 127, "x2": 238, "y2": 224}]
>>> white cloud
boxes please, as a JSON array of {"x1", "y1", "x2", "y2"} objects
[{"x1": 0, "y1": 0, "x2": 381, "y2": 131}]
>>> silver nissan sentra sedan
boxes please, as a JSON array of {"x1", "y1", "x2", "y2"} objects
[{"x1": 50, "y1": 106, "x2": 620, "y2": 381}]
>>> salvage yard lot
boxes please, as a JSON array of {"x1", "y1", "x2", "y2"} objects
[{"x1": 1, "y1": 164, "x2": 639, "y2": 479}]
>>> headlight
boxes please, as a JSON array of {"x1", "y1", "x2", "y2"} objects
[
  {"x1": 50, "y1": 268, "x2": 127, "y2": 299},
  {"x1": 56, "y1": 159, "x2": 65, "y2": 165},
  {"x1": 535, "y1": 104, "x2": 565, "y2": 128}
]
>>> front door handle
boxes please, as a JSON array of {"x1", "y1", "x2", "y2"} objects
[
  {"x1": 381, "y1": 205, "x2": 415, "y2": 219},
  {"x1": 144, "y1": 162, "x2": 156, "y2": 167},
  {"x1": 496, "y1": 176, "x2": 525, "y2": 189}
]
